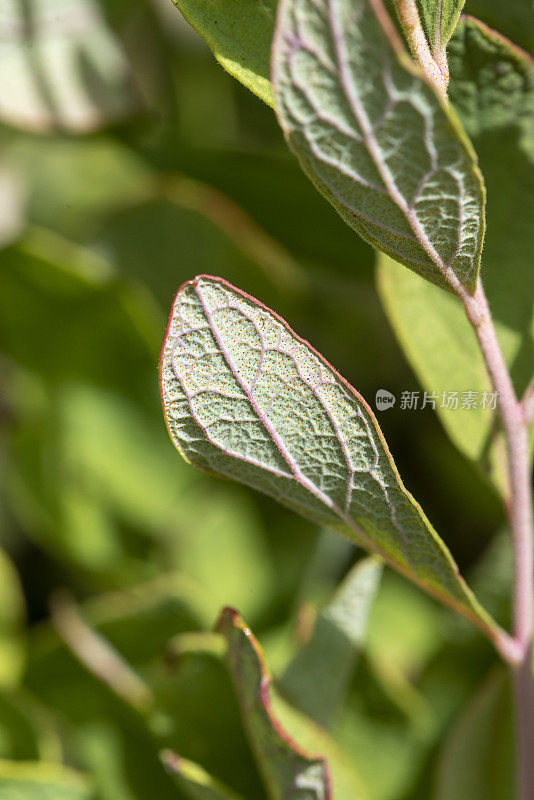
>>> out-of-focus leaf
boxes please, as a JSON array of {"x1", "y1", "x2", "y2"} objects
[
  {"x1": 378, "y1": 16, "x2": 534, "y2": 472},
  {"x1": 0, "y1": 690, "x2": 62, "y2": 762},
  {"x1": 162, "y1": 751, "x2": 246, "y2": 800},
  {"x1": 435, "y1": 668, "x2": 513, "y2": 799},
  {"x1": 335, "y1": 653, "x2": 432, "y2": 800},
  {"x1": 280, "y1": 557, "x2": 382, "y2": 727},
  {"x1": 464, "y1": 0, "x2": 534, "y2": 56},
  {"x1": 377, "y1": 252, "x2": 494, "y2": 464},
  {"x1": 0, "y1": 548, "x2": 25, "y2": 688},
  {"x1": 0, "y1": 760, "x2": 91, "y2": 799},
  {"x1": 0, "y1": 228, "x2": 161, "y2": 391},
  {"x1": 160, "y1": 275, "x2": 502, "y2": 640},
  {"x1": 0, "y1": 0, "x2": 139, "y2": 132},
  {"x1": 218, "y1": 607, "x2": 369, "y2": 799},
  {"x1": 0, "y1": 165, "x2": 25, "y2": 248},
  {"x1": 5, "y1": 136, "x2": 151, "y2": 240},
  {"x1": 272, "y1": 0, "x2": 485, "y2": 292},
  {"x1": 366, "y1": 571, "x2": 444, "y2": 680},
  {"x1": 24, "y1": 581, "x2": 209, "y2": 800},
  {"x1": 151, "y1": 645, "x2": 267, "y2": 800},
  {"x1": 169, "y1": 0, "x2": 276, "y2": 106},
  {"x1": 415, "y1": 1, "x2": 465, "y2": 53}
]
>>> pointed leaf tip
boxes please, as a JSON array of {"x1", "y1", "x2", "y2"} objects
[{"x1": 160, "y1": 275, "x2": 502, "y2": 642}]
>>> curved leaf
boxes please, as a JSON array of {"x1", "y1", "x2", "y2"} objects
[
  {"x1": 272, "y1": 0, "x2": 485, "y2": 291},
  {"x1": 159, "y1": 275, "x2": 501, "y2": 642},
  {"x1": 217, "y1": 607, "x2": 368, "y2": 800},
  {"x1": 170, "y1": 0, "x2": 276, "y2": 106}
]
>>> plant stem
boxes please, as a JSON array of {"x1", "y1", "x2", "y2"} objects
[
  {"x1": 461, "y1": 281, "x2": 534, "y2": 800},
  {"x1": 394, "y1": 0, "x2": 449, "y2": 99},
  {"x1": 522, "y1": 376, "x2": 534, "y2": 427},
  {"x1": 394, "y1": 5, "x2": 532, "y2": 791}
]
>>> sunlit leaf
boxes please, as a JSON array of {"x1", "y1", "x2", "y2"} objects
[
  {"x1": 218, "y1": 607, "x2": 368, "y2": 800},
  {"x1": 162, "y1": 751, "x2": 246, "y2": 800},
  {"x1": 169, "y1": 0, "x2": 276, "y2": 106},
  {"x1": 272, "y1": 0, "x2": 485, "y2": 291},
  {"x1": 280, "y1": 557, "x2": 382, "y2": 727},
  {"x1": 160, "y1": 275, "x2": 501, "y2": 641},
  {"x1": 377, "y1": 16, "x2": 534, "y2": 472},
  {"x1": 0, "y1": 760, "x2": 91, "y2": 800}
]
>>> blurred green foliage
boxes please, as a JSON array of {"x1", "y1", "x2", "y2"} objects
[{"x1": 0, "y1": 0, "x2": 529, "y2": 797}]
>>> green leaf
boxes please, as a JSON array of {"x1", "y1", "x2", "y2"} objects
[
  {"x1": 0, "y1": 548, "x2": 25, "y2": 689},
  {"x1": 435, "y1": 668, "x2": 513, "y2": 799},
  {"x1": 280, "y1": 557, "x2": 382, "y2": 727},
  {"x1": 272, "y1": 0, "x2": 485, "y2": 291},
  {"x1": 217, "y1": 607, "x2": 368, "y2": 800},
  {"x1": 0, "y1": 760, "x2": 91, "y2": 800},
  {"x1": 415, "y1": 1, "x2": 465, "y2": 54},
  {"x1": 169, "y1": 0, "x2": 276, "y2": 106},
  {"x1": 162, "y1": 751, "x2": 246, "y2": 800},
  {"x1": 152, "y1": 646, "x2": 267, "y2": 799},
  {"x1": 160, "y1": 275, "x2": 502, "y2": 644},
  {"x1": 377, "y1": 16, "x2": 534, "y2": 470},
  {"x1": 464, "y1": 0, "x2": 534, "y2": 57},
  {"x1": 0, "y1": 0, "x2": 139, "y2": 133}
]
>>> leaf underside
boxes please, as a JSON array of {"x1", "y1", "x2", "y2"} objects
[
  {"x1": 378, "y1": 16, "x2": 534, "y2": 471},
  {"x1": 159, "y1": 275, "x2": 498, "y2": 636},
  {"x1": 272, "y1": 0, "x2": 485, "y2": 291},
  {"x1": 415, "y1": 0, "x2": 466, "y2": 55}
]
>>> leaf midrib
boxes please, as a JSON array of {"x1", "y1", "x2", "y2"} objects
[{"x1": 326, "y1": 0, "x2": 460, "y2": 287}]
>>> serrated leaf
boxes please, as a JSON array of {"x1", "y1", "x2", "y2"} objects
[
  {"x1": 280, "y1": 557, "x2": 382, "y2": 728},
  {"x1": 0, "y1": 760, "x2": 91, "y2": 800},
  {"x1": 377, "y1": 16, "x2": 534, "y2": 471},
  {"x1": 415, "y1": 1, "x2": 465, "y2": 54},
  {"x1": 160, "y1": 275, "x2": 502, "y2": 642},
  {"x1": 170, "y1": 0, "x2": 276, "y2": 106},
  {"x1": 272, "y1": 0, "x2": 485, "y2": 291},
  {"x1": 217, "y1": 607, "x2": 368, "y2": 800},
  {"x1": 162, "y1": 751, "x2": 246, "y2": 800}
]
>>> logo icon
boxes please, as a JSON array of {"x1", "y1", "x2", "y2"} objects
[{"x1": 375, "y1": 390, "x2": 396, "y2": 411}]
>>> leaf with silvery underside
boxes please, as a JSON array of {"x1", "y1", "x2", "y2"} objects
[
  {"x1": 415, "y1": 1, "x2": 466, "y2": 55},
  {"x1": 217, "y1": 607, "x2": 369, "y2": 800},
  {"x1": 272, "y1": 0, "x2": 485, "y2": 292},
  {"x1": 377, "y1": 16, "x2": 534, "y2": 478},
  {"x1": 159, "y1": 275, "x2": 502, "y2": 643},
  {"x1": 280, "y1": 557, "x2": 382, "y2": 728}
]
